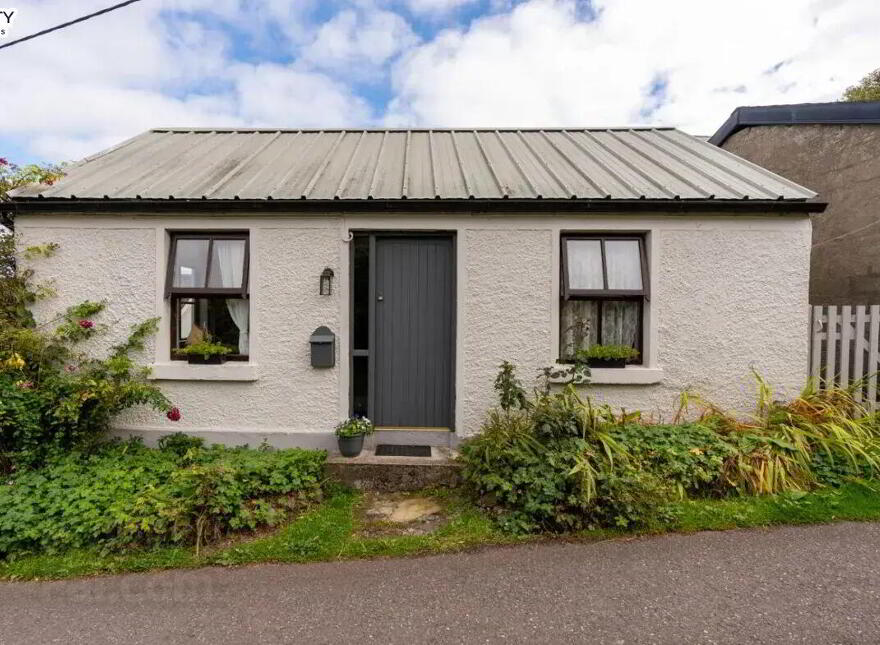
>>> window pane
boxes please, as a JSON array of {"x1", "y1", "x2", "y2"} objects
[
  {"x1": 172, "y1": 239, "x2": 209, "y2": 288},
  {"x1": 566, "y1": 240, "x2": 604, "y2": 290},
  {"x1": 352, "y1": 356, "x2": 369, "y2": 417},
  {"x1": 353, "y1": 236, "x2": 370, "y2": 350},
  {"x1": 605, "y1": 240, "x2": 642, "y2": 290},
  {"x1": 173, "y1": 297, "x2": 249, "y2": 355},
  {"x1": 177, "y1": 299, "x2": 194, "y2": 342},
  {"x1": 208, "y1": 239, "x2": 247, "y2": 289},
  {"x1": 560, "y1": 299, "x2": 599, "y2": 359},
  {"x1": 601, "y1": 300, "x2": 640, "y2": 349}
]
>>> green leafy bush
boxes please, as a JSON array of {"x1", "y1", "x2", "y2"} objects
[
  {"x1": 494, "y1": 360, "x2": 528, "y2": 412},
  {"x1": 692, "y1": 375, "x2": 880, "y2": 495},
  {"x1": 459, "y1": 374, "x2": 665, "y2": 533},
  {"x1": 0, "y1": 437, "x2": 327, "y2": 558},
  {"x1": 460, "y1": 419, "x2": 672, "y2": 533},
  {"x1": 157, "y1": 432, "x2": 205, "y2": 456},
  {"x1": 591, "y1": 466, "x2": 677, "y2": 528},
  {"x1": 459, "y1": 362, "x2": 880, "y2": 534},
  {"x1": 0, "y1": 238, "x2": 173, "y2": 471},
  {"x1": 609, "y1": 422, "x2": 737, "y2": 497}
]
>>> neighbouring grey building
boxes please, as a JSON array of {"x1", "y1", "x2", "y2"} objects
[
  {"x1": 710, "y1": 101, "x2": 880, "y2": 304},
  {"x1": 6, "y1": 128, "x2": 823, "y2": 451}
]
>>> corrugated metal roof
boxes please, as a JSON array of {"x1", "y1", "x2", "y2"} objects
[{"x1": 12, "y1": 128, "x2": 817, "y2": 202}]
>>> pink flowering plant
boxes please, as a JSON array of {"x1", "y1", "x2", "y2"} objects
[{"x1": 0, "y1": 239, "x2": 175, "y2": 471}]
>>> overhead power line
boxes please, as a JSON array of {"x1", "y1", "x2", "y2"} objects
[{"x1": 0, "y1": 0, "x2": 144, "y2": 51}]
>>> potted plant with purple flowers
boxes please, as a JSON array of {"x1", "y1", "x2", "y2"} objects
[{"x1": 335, "y1": 415, "x2": 374, "y2": 457}]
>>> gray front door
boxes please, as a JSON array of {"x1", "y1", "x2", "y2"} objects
[{"x1": 372, "y1": 235, "x2": 455, "y2": 428}]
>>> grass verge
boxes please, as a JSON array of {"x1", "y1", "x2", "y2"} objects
[{"x1": 3, "y1": 480, "x2": 880, "y2": 582}]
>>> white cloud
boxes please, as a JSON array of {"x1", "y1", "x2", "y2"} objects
[
  {"x1": 2, "y1": 0, "x2": 879, "y2": 163},
  {"x1": 0, "y1": 0, "x2": 371, "y2": 161},
  {"x1": 301, "y1": 6, "x2": 419, "y2": 76},
  {"x1": 231, "y1": 63, "x2": 372, "y2": 125},
  {"x1": 387, "y1": 0, "x2": 880, "y2": 134}
]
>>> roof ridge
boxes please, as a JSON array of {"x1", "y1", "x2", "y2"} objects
[{"x1": 148, "y1": 126, "x2": 680, "y2": 134}]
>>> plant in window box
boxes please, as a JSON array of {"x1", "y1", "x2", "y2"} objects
[
  {"x1": 334, "y1": 416, "x2": 374, "y2": 458},
  {"x1": 577, "y1": 344, "x2": 639, "y2": 369},
  {"x1": 178, "y1": 341, "x2": 232, "y2": 365}
]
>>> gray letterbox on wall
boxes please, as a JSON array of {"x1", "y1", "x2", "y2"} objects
[{"x1": 309, "y1": 326, "x2": 335, "y2": 368}]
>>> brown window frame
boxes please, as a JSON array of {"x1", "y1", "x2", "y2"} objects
[
  {"x1": 561, "y1": 234, "x2": 649, "y2": 300},
  {"x1": 165, "y1": 231, "x2": 250, "y2": 361},
  {"x1": 559, "y1": 234, "x2": 649, "y2": 363},
  {"x1": 165, "y1": 231, "x2": 250, "y2": 299}
]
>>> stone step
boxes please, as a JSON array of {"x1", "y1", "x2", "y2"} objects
[{"x1": 326, "y1": 447, "x2": 461, "y2": 492}]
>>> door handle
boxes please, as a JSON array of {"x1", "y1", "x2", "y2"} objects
[{"x1": 377, "y1": 295, "x2": 384, "y2": 301}]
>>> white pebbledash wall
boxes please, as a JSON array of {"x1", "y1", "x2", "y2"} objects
[{"x1": 17, "y1": 212, "x2": 812, "y2": 448}]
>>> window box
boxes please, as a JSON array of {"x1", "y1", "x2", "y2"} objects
[
  {"x1": 586, "y1": 357, "x2": 627, "y2": 369},
  {"x1": 186, "y1": 354, "x2": 227, "y2": 365}
]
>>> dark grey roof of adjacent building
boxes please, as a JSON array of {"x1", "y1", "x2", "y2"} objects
[
  {"x1": 709, "y1": 101, "x2": 880, "y2": 146},
  {"x1": 9, "y1": 128, "x2": 817, "y2": 205}
]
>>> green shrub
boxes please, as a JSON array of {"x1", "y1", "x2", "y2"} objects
[
  {"x1": 494, "y1": 360, "x2": 528, "y2": 412},
  {"x1": 694, "y1": 375, "x2": 880, "y2": 495},
  {"x1": 0, "y1": 438, "x2": 327, "y2": 558},
  {"x1": 459, "y1": 409, "x2": 575, "y2": 532},
  {"x1": 460, "y1": 419, "x2": 674, "y2": 533},
  {"x1": 591, "y1": 466, "x2": 676, "y2": 529},
  {"x1": 0, "y1": 238, "x2": 173, "y2": 471},
  {"x1": 609, "y1": 422, "x2": 737, "y2": 497},
  {"x1": 459, "y1": 362, "x2": 880, "y2": 535},
  {"x1": 459, "y1": 373, "x2": 661, "y2": 533},
  {"x1": 530, "y1": 386, "x2": 627, "y2": 442},
  {"x1": 158, "y1": 432, "x2": 205, "y2": 456},
  {"x1": 811, "y1": 448, "x2": 876, "y2": 487}
]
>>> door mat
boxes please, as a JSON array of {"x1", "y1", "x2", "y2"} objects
[{"x1": 375, "y1": 444, "x2": 432, "y2": 457}]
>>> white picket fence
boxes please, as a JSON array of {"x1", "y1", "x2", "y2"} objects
[{"x1": 810, "y1": 305, "x2": 880, "y2": 408}]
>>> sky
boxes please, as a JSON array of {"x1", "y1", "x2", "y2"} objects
[{"x1": 1, "y1": 0, "x2": 878, "y2": 165}]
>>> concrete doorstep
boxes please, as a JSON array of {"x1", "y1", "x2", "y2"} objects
[{"x1": 326, "y1": 447, "x2": 461, "y2": 492}]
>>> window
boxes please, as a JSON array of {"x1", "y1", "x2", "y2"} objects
[
  {"x1": 560, "y1": 234, "x2": 648, "y2": 362},
  {"x1": 165, "y1": 232, "x2": 250, "y2": 359}
]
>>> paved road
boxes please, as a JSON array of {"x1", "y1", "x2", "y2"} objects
[{"x1": 2, "y1": 522, "x2": 880, "y2": 644}]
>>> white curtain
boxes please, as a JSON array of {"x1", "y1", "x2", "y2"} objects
[
  {"x1": 604, "y1": 240, "x2": 642, "y2": 290},
  {"x1": 566, "y1": 240, "x2": 603, "y2": 290},
  {"x1": 215, "y1": 241, "x2": 249, "y2": 354}
]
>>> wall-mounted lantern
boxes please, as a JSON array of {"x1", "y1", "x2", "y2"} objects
[{"x1": 320, "y1": 268, "x2": 334, "y2": 296}]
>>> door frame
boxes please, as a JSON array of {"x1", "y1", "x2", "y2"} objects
[{"x1": 349, "y1": 230, "x2": 457, "y2": 430}]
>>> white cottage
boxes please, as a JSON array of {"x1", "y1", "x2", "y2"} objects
[{"x1": 8, "y1": 128, "x2": 824, "y2": 451}]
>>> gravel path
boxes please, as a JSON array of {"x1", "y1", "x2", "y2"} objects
[{"x1": 2, "y1": 522, "x2": 879, "y2": 644}]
